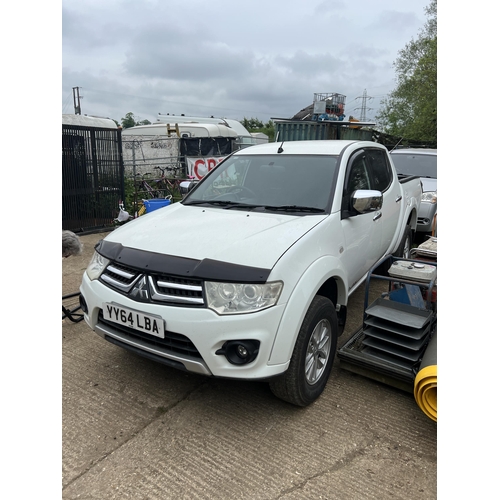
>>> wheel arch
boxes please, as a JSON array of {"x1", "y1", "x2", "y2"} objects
[
  {"x1": 390, "y1": 207, "x2": 418, "y2": 256},
  {"x1": 268, "y1": 256, "x2": 348, "y2": 366}
]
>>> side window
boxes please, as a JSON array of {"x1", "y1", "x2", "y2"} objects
[
  {"x1": 367, "y1": 149, "x2": 393, "y2": 192},
  {"x1": 346, "y1": 155, "x2": 371, "y2": 193},
  {"x1": 342, "y1": 152, "x2": 371, "y2": 216}
]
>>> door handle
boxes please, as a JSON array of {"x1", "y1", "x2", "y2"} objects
[
  {"x1": 395, "y1": 195, "x2": 402, "y2": 203},
  {"x1": 373, "y1": 212, "x2": 382, "y2": 221}
]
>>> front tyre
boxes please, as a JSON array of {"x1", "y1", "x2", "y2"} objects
[{"x1": 269, "y1": 296, "x2": 338, "y2": 406}]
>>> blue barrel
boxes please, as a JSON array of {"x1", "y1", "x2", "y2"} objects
[{"x1": 143, "y1": 198, "x2": 171, "y2": 213}]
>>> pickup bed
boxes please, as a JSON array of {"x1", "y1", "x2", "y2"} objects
[{"x1": 80, "y1": 140, "x2": 421, "y2": 406}]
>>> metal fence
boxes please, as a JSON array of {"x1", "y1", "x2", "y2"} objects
[{"x1": 62, "y1": 125, "x2": 124, "y2": 232}]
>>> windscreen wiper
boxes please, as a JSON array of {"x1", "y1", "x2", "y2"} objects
[
  {"x1": 183, "y1": 200, "x2": 239, "y2": 206},
  {"x1": 184, "y1": 200, "x2": 325, "y2": 212},
  {"x1": 222, "y1": 203, "x2": 265, "y2": 210},
  {"x1": 264, "y1": 205, "x2": 325, "y2": 213},
  {"x1": 184, "y1": 200, "x2": 266, "y2": 210}
]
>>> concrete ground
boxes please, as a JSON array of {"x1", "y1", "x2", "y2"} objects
[{"x1": 62, "y1": 230, "x2": 437, "y2": 499}]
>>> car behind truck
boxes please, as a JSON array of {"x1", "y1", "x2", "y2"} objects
[{"x1": 79, "y1": 140, "x2": 421, "y2": 406}]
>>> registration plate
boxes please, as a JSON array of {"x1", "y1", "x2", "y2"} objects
[{"x1": 103, "y1": 303, "x2": 165, "y2": 339}]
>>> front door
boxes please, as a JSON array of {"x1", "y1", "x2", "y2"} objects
[{"x1": 340, "y1": 150, "x2": 382, "y2": 289}]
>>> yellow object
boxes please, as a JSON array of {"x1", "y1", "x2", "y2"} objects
[
  {"x1": 431, "y1": 213, "x2": 437, "y2": 236},
  {"x1": 414, "y1": 364, "x2": 437, "y2": 422},
  {"x1": 348, "y1": 117, "x2": 361, "y2": 129}
]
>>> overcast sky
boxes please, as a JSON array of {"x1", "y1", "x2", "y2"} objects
[{"x1": 62, "y1": 0, "x2": 431, "y2": 125}]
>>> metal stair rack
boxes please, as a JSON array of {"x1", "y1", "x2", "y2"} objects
[{"x1": 338, "y1": 255, "x2": 437, "y2": 393}]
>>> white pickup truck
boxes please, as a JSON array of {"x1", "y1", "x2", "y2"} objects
[{"x1": 80, "y1": 140, "x2": 421, "y2": 406}]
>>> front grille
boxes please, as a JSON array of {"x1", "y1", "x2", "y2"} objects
[
  {"x1": 100, "y1": 261, "x2": 205, "y2": 306},
  {"x1": 98, "y1": 310, "x2": 202, "y2": 358},
  {"x1": 101, "y1": 262, "x2": 141, "y2": 292},
  {"x1": 149, "y1": 275, "x2": 204, "y2": 305}
]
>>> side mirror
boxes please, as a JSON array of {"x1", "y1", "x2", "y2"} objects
[
  {"x1": 351, "y1": 189, "x2": 383, "y2": 214},
  {"x1": 179, "y1": 180, "x2": 199, "y2": 197}
]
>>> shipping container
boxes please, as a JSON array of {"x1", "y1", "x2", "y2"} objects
[{"x1": 273, "y1": 120, "x2": 374, "y2": 143}]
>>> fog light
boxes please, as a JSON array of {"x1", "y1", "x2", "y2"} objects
[
  {"x1": 237, "y1": 345, "x2": 248, "y2": 358},
  {"x1": 216, "y1": 340, "x2": 260, "y2": 365}
]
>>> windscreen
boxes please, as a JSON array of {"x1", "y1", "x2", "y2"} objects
[
  {"x1": 391, "y1": 153, "x2": 437, "y2": 178},
  {"x1": 183, "y1": 154, "x2": 339, "y2": 212}
]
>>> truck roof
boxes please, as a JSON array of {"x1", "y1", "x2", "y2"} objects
[
  {"x1": 237, "y1": 140, "x2": 380, "y2": 155},
  {"x1": 390, "y1": 148, "x2": 437, "y2": 155}
]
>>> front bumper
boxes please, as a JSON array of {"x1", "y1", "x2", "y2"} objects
[
  {"x1": 80, "y1": 273, "x2": 289, "y2": 380},
  {"x1": 416, "y1": 201, "x2": 437, "y2": 233}
]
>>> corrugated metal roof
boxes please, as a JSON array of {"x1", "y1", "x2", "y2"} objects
[{"x1": 273, "y1": 121, "x2": 374, "y2": 142}]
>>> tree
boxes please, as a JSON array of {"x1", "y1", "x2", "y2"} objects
[
  {"x1": 260, "y1": 120, "x2": 276, "y2": 141},
  {"x1": 376, "y1": 0, "x2": 437, "y2": 145},
  {"x1": 121, "y1": 112, "x2": 136, "y2": 128},
  {"x1": 240, "y1": 117, "x2": 275, "y2": 141},
  {"x1": 241, "y1": 117, "x2": 264, "y2": 130},
  {"x1": 121, "y1": 112, "x2": 151, "y2": 128}
]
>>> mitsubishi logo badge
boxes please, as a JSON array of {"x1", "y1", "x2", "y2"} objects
[{"x1": 129, "y1": 275, "x2": 149, "y2": 300}]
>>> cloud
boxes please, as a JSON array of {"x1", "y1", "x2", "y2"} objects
[
  {"x1": 62, "y1": 0, "x2": 431, "y2": 123},
  {"x1": 123, "y1": 27, "x2": 254, "y2": 81}
]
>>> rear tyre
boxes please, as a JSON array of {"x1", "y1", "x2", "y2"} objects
[
  {"x1": 269, "y1": 296, "x2": 337, "y2": 406},
  {"x1": 396, "y1": 224, "x2": 412, "y2": 259}
]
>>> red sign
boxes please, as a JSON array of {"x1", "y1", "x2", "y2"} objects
[{"x1": 186, "y1": 157, "x2": 226, "y2": 180}]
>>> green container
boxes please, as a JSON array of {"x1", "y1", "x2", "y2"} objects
[{"x1": 274, "y1": 121, "x2": 373, "y2": 142}]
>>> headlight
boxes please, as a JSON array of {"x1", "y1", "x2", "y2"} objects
[
  {"x1": 421, "y1": 191, "x2": 437, "y2": 204},
  {"x1": 205, "y1": 281, "x2": 283, "y2": 315},
  {"x1": 86, "y1": 251, "x2": 110, "y2": 281}
]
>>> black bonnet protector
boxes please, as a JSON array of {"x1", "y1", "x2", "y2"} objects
[{"x1": 95, "y1": 240, "x2": 271, "y2": 283}]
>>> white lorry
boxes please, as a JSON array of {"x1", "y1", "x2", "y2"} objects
[{"x1": 79, "y1": 140, "x2": 421, "y2": 406}]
